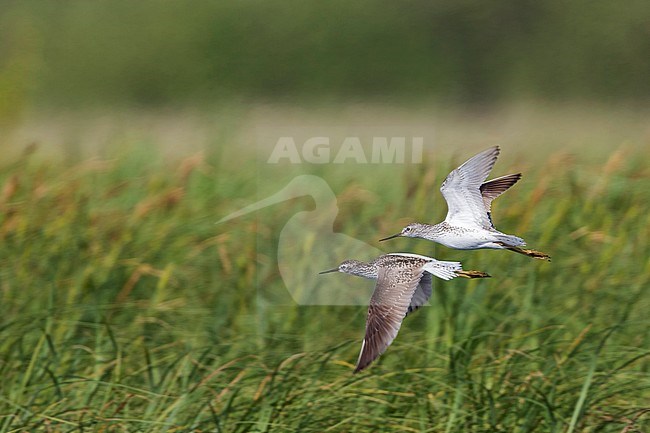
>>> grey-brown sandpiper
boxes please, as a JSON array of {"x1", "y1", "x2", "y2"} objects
[{"x1": 320, "y1": 253, "x2": 490, "y2": 372}]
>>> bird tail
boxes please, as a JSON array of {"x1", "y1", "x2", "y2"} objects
[
  {"x1": 493, "y1": 235, "x2": 550, "y2": 260},
  {"x1": 423, "y1": 260, "x2": 461, "y2": 281},
  {"x1": 494, "y1": 233, "x2": 526, "y2": 247}
]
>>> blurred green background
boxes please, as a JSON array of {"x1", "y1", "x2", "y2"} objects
[
  {"x1": 2, "y1": 0, "x2": 650, "y2": 116},
  {"x1": 1, "y1": 1, "x2": 649, "y2": 432}
]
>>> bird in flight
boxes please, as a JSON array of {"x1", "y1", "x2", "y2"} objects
[
  {"x1": 379, "y1": 146, "x2": 550, "y2": 260},
  {"x1": 320, "y1": 253, "x2": 490, "y2": 372}
]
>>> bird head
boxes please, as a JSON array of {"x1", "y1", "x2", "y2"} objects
[{"x1": 379, "y1": 222, "x2": 424, "y2": 241}]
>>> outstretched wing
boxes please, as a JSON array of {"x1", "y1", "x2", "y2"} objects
[
  {"x1": 479, "y1": 173, "x2": 521, "y2": 226},
  {"x1": 355, "y1": 264, "x2": 423, "y2": 373},
  {"x1": 406, "y1": 272, "x2": 432, "y2": 316},
  {"x1": 440, "y1": 146, "x2": 499, "y2": 229}
]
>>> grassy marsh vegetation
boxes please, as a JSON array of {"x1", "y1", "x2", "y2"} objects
[{"x1": 0, "y1": 107, "x2": 649, "y2": 432}]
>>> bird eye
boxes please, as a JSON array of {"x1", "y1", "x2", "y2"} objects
[{"x1": 404, "y1": 227, "x2": 411, "y2": 232}]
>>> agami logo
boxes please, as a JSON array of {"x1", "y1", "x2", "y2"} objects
[{"x1": 267, "y1": 136, "x2": 424, "y2": 164}]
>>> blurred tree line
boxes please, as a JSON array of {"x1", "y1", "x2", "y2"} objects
[{"x1": 1, "y1": 0, "x2": 649, "y2": 112}]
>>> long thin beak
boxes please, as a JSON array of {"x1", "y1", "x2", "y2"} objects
[
  {"x1": 378, "y1": 233, "x2": 401, "y2": 242},
  {"x1": 319, "y1": 268, "x2": 339, "y2": 274}
]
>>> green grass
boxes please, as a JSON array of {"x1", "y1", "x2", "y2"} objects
[{"x1": 0, "y1": 116, "x2": 649, "y2": 432}]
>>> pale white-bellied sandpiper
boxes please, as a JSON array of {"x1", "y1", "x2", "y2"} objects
[{"x1": 379, "y1": 146, "x2": 550, "y2": 260}]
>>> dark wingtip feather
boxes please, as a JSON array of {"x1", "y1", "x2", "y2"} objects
[{"x1": 480, "y1": 173, "x2": 522, "y2": 206}]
